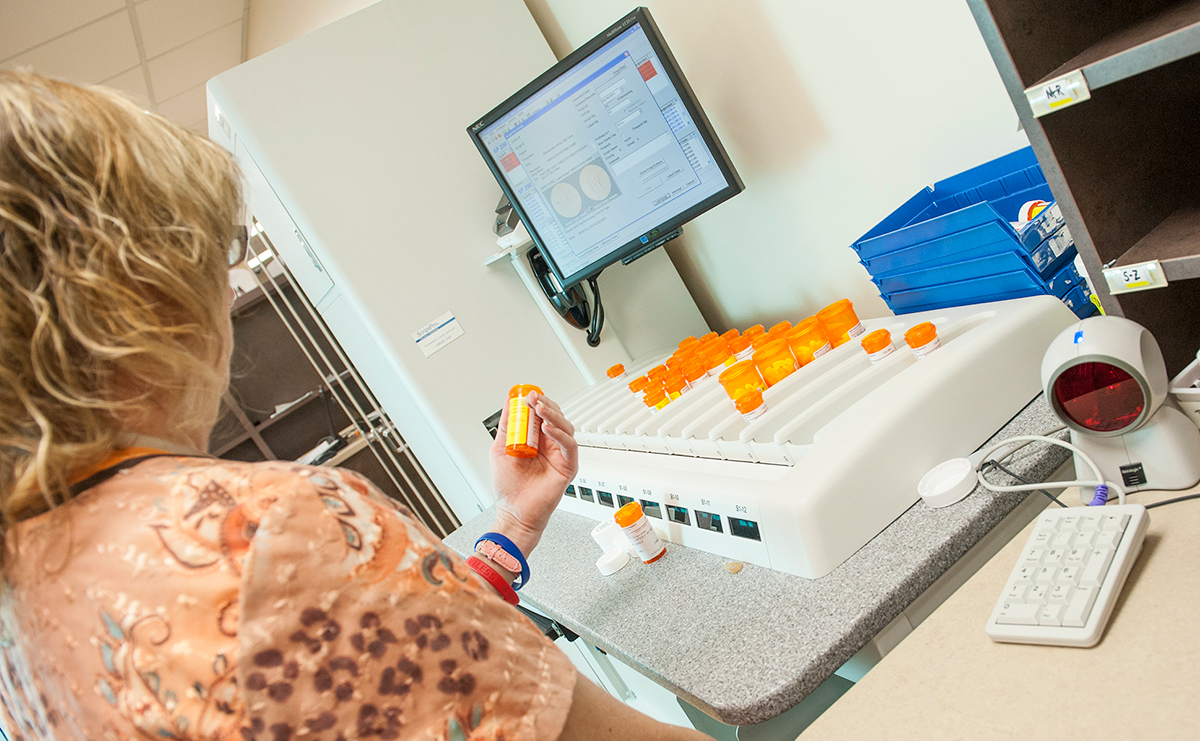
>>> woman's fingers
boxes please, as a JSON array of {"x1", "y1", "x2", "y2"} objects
[
  {"x1": 534, "y1": 396, "x2": 574, "y2": 437},
  {"x1": 541, "y1": 418, "x2": 579, "y2": 464}
]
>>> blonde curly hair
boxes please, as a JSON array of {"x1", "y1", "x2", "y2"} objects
[{"x1": 0, "y1": 71, "x2": 241, "y2": 525}]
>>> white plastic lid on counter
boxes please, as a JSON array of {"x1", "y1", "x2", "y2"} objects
[
  {"x1": 596, "y1": 548, "x2": 630, "y2": 576},
  {"x1": 592, "y1": 519, "x2": 632, "y2": 576},
  {"x1": 918, "y1": 458, "x2": 977, "y2": 508}
]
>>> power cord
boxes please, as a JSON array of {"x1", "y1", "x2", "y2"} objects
[
  {"x1": 975, "y1": 433, "x2": 1126, "y2": 506},
  {"x1": 979, "y1": 459, "x2": 1069, "y2": 508},
  {"x1": 1146, "y1": 492, "x2": 1200, "y2": 510},
  {"x1": 585, "y1": 275, "x2": 604, "y2": 347}
]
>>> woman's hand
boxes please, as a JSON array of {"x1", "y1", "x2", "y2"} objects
[{"x1": 488, "y1": 391, "x2": 578, "y2": 557}]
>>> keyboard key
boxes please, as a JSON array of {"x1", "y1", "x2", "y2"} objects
[
  {"x1": 1030, "y1": 531, "x2": 1053, "y2": 548},
  {"x1": 1014, "y1": 566, "x2": 1037, "y2": 584},
  {"x1": 1081, "y1": 549, "x2": 1115, "y2": 587},
  {"x1": 1058, "y1": 566, "x2": 1081, "y2": 585},
  {"x1": 1044, "y1": 548, "x2": 1067, "y2": 565},
  {"x1": 1095, "y1": 530, "x2": 1122, "y2": 549},
  {"x1": 1021, "y1": 549, "x2": 1045, "y2": 566},
  {"x1": 1026, "y1": 584, "x2": 1049, "y2": 603},
  {"x1": 1064, "y1": 548, "x2": 1090, "y2": 568},
  {"x1": 1036, "y1": 566, "x2": 1058, "y2": 584},
  {"x1": 1100, "y1": 513, "x2": 1130, "y2": 532},
  {"x1": 1052, "y1": 531, "x2": 1074, "y2": 548},
  {"x1": 1058, "y1": 514, "x2": 1082, "y2": 532},
  {"x1": 1039, "y1": 604, "x2": 1065, "y2": 626},
  {"x1": 1072, "y1": 530, "x2": 1097, "y2": 548},
  {"x1": 1048, "y1": 584, "x2": 1073, "y2": 603},
  {"x1": 1004, "y1": 584, "x2": 1027, "y2": 602},
  {"x1": 1063, "y1": 586, "x2": 1098, "y2": 627},
  {"x1": 1078, "y1": 515, "x2": 1101, "y2": 532},
  {"x1": 997, "y1": 602, "x2": 1041, "y2": 625}
]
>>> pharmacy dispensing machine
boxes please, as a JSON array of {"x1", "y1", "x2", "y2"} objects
[{"x1": 209, "y1": 0, "x2": 1077, "y2": 581}]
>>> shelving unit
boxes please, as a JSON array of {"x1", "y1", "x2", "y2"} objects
[
  {"x1": 207, "y1": 224, "x2": 460, "y2": 538},
  {"x1": 968, "y1": 0, "x2": 1200, "y2": 374}
]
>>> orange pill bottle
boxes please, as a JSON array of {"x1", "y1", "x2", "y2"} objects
[
  {"x1": 753, "y1": 338, "x2": 799, "y2": 387},
  {"x1": 614, "y1": 502, "x2": 666, "y2": 563},
  {"x1": 861, "y1": 329, "x2": 895, "y2": 363},
  {"x1": 505, "y1": 384, "x2": 543, "y2": 458},
  {"x1": 729, "y1": 334, "x2": 755, "y2": 362},
  {"x1": 785, "y1": 317, "x2": 832, "y2": 366},
  {"x1": 718, "y1": 360, "x2": 767, "y2": 401},
  {"x1": 643, "y1": 385, "x2": 670, "y2": 413},
  {"x1": 735, "y1": 389, "x2": 767, "y2": 424},
  {"x1": 905, "y1": 322, "x2": 940, "y2": 359},
  {"x1": 817, "y1": 299, "x2": 865, "y2": 348}
]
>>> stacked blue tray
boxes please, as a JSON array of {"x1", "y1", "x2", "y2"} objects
[{"x1": 851, "y1": 147, "x2": 1097, "y2": 319}]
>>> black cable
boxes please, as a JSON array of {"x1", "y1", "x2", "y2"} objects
[
  {"x1": 319, "y1": 386, "x2": 337, "y2": 437},
  {"x1": 585, "y1": 275, "x2": 604, "y2": 347},
  {"x1": 981, "y1": 460, "x2": 1068, "y2": 508},
  {"x1": 1146, "y1": 492, "x2": 1200, "y2": 510}
]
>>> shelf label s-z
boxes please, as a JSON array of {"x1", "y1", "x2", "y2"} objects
[
  {"x1": 1104, "y1": 260, "x2": 1168, "y2": 294},
  {"x1": 1025, "y1": 70, "x2": 1091, "y2": 118}
]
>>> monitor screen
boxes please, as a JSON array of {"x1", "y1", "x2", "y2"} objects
[{"x1": 468, "y1": 7, "x2": 742, "y2": 288}]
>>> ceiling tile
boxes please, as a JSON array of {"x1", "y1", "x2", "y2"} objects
[
  {"x1": 136, "y1": 0, "x2": 243, "y2": 60},
  {"x1": 1, "y1": 12, "x2": 139, "y2": 84},
  {"x1": 101, "y1": 65, "x2": 152, "y2": 108},
  {"x1": 0, "y1": 0, "x2": 125, "y2": 62},
  {"x1": 156, "y1": 83, "x2": 206, "y2": 128},
  {"x1": 147, "y1": 20, "x2": 241, "y2": 102}
]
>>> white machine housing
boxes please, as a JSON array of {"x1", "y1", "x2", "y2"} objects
[
  {"x1": 558, "y1": 296, "x2": 1078, "y2": 579},
  {"x1": 1041, "y1": 315, "x2": 1200, "y2": 492}
]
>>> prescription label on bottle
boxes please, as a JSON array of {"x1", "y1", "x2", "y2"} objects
[
  {"x1": 867, "y1": 345, "x2": 895, "y2": 364},
  {"x1": 813, "y1": 343, "x2": 831, "y2": 358},
  {"x1": 621, "y1": 515, "x2": 666, "y2": 562},
  {"x1": 911, "y1": 337, "x2": 941, "y2": 359},
  {"x1": 740, "y1": 406, "x2": 766, "y2": 424},
  {"x1": 846, "y1": 322, "x2": 865, "y2": 339},
  {"x1": 507, "y1": 395, "x2": 539, "y2": 451}
]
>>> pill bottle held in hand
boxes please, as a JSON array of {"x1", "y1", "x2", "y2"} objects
[
  {"x1": 614, "y1": 502, "x2": 666, "y2": 564},
  {"x1": 506, "y1": 384, "x2": 543, "y2": 458}
]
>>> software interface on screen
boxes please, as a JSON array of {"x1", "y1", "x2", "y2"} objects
[{"x1": 479, "y1": 22, "x2": 731, "y2": 281}]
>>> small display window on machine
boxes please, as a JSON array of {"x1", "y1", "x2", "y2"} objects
[{"x1": 467, "y1": 7, "x2": 742, "y2": 345}]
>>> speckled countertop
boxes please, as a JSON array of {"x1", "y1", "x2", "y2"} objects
[{"x1": 445, "y1": 395, "x2": 1068, "y2": 726}]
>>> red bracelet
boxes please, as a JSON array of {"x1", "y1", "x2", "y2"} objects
[{"x1": 466, "y1": 556, "x2": 519, "y2": 605}]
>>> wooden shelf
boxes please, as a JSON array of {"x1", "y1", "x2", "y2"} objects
[
  {"x1": 1116, "y1": 203, "x2": 1200, "y2": 280},
  {"x1": 1037, "y1": 0, "x2": 1200, "y2": 91}
]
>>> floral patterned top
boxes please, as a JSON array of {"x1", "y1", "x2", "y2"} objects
[{"x1": 0, "y1": 456, "x2": 576, "y2": 740}]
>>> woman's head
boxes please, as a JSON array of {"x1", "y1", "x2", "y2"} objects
[{"x1": 0, "y1": 71, "x2": 241, "y2": 523}]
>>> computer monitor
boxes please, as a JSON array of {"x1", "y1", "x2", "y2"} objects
[{"x1": 468, "y1": 7, "x2": 743, "y2": 291}]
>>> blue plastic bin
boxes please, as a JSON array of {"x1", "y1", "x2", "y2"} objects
[
  {"x1": 1061, "y1": 284, "x2": 1099, "y2": 319},
  {"x1": 883, "y1": 270, "x2": 1048, "y2": 312},
  {"x1": 852, "y1": 148, "x2": 1047, "y2": 262},
  {"x1": 875, "y1": 250, "x2": 1037, "y2": 295}
]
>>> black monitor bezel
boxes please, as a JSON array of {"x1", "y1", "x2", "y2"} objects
[{"x1": 467, "y1": 6, "x2": 743, "y2": 288}]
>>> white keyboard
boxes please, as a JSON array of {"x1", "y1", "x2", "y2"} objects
[{"x1": 986, "y1": 504, "x2": 1148, "y2": 647}]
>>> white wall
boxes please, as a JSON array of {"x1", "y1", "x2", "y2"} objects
[
  {"x1": 247, "y1": 0, "x2": 381, "y2": 57},
  {"x1": 524, "y1": 0, "x2": 1030, "y2": 331}
]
